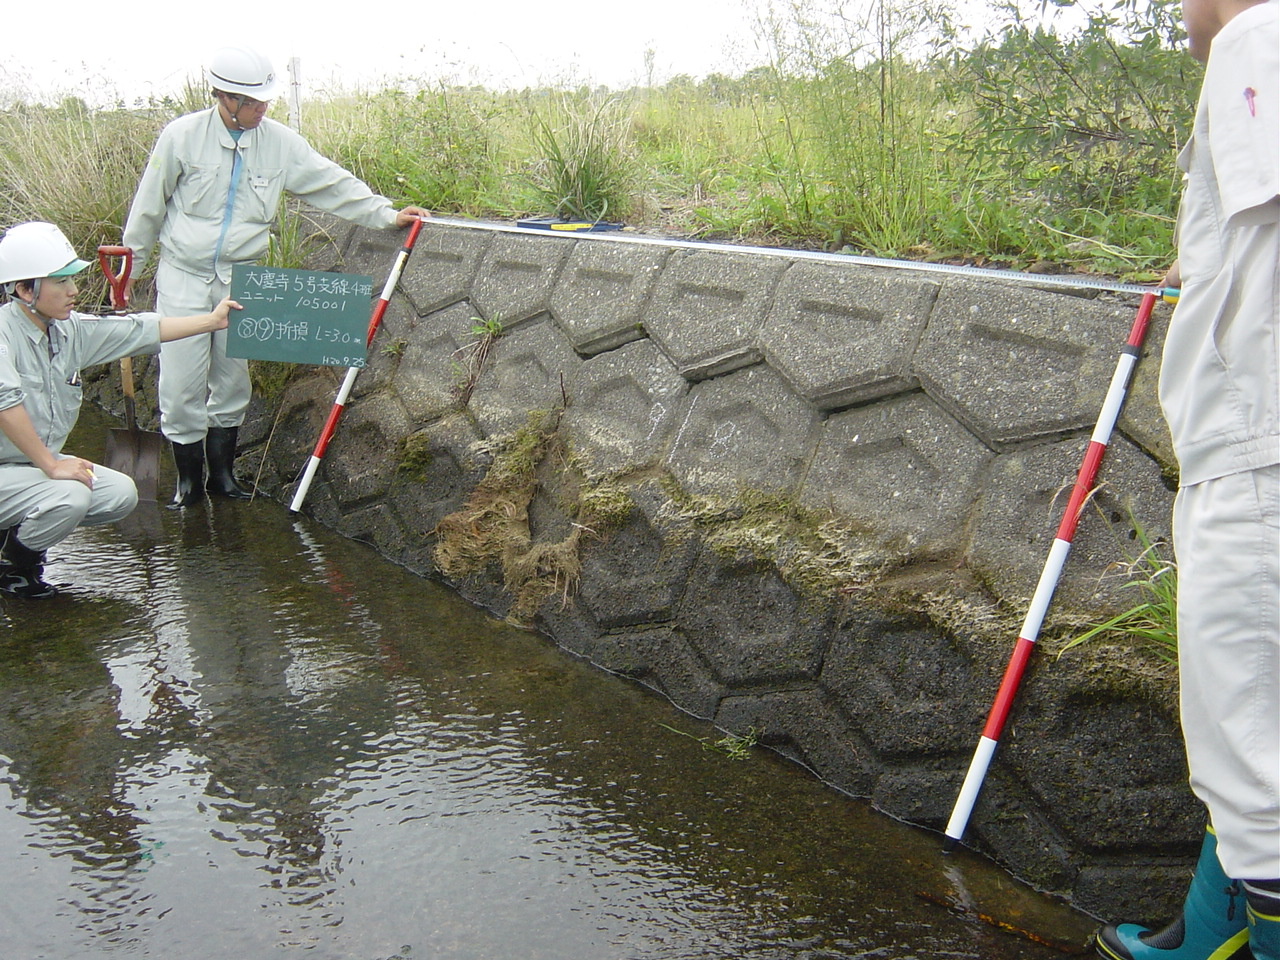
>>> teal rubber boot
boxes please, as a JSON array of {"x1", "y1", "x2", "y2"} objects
[
  {"x1": 1095, "y1": 828, "x2": 1250, "y2": 960},
  {"x1": 1245, "y1": 880, "x2": 1280, "y2": 960}
]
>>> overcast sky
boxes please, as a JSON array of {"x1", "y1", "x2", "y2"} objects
[{"x1": 6, "y1": 0, "x2": 775, "y2": 104}]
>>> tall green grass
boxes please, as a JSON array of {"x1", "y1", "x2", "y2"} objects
[
  {"x1": 523, "y1": 91, "x2": 636, "y2": 221},
  {"x1": 0, "y1": 0, "x2": 1195, "y2": 279},
  {"x1": 0, "y1": 100, "x2": 163, "y2": 287},
  {"x1": 1059, "y1": 522, "x2": 1178, "y2": 662},
  {"x1": 306, "y1": 85, "x2": 503, "y2": 215}
]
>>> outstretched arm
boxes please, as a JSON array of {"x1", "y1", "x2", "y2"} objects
[
  {"x1": 158, "y1": 297, "x2": 242, "y2": 342},
  {"x1": 0, "y1": 404, "x2": 95, "y2": 487}
]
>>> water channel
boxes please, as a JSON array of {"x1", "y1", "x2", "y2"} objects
[{"x1": 0, "y1": 413, "x2": 1101, "y2": 960}]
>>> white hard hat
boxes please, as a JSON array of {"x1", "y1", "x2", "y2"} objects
[
  {"x1": 206, "y1": 45, "x2": 283, "y2": 100},
  {"x1": 0, "y1": 222, "x2": 91, "y2": 287}
]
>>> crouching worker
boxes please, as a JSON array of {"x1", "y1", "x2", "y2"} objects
[{"x1": 0, "y1": 222, "x2": 240, "y2": 599}]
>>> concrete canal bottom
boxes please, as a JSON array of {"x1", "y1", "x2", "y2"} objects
[{"x1": 0, "y1": 413, "x2": 1101, "y2": 959}]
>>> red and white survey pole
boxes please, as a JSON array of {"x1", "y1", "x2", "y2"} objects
[
  {"x1": 943, "y1": 290, "x2": 1161, "y2": 851},
  {"x1": 289, "y1": 216, "x2": 425, "y2": 514}
]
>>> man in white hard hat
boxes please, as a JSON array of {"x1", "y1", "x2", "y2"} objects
[
  {"x1": 122, "y1": 44, "x2": 428, "y2": 509},
  {"x1": 0, "y1": 222, "x2": 241, "y2": 599}
]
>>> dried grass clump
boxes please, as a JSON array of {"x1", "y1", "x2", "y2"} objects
[{"x1": 433, "y1": 411, "x2": 616, "y2": 623}]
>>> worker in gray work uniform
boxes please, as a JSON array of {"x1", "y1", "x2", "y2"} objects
[
  {"x1": 0, "y1": 222, "x2": 240, "y2": 599},
  {"x1": 121, "y1": 44, "x2": 427, "y2": 509}
]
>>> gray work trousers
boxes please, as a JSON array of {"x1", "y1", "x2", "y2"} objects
[
  {"x1": 0, "y1": 460, "x2": 138, "y2": 552},
  {"x1": 155, "y1": 260, "x2": 251, "y2": 445}
]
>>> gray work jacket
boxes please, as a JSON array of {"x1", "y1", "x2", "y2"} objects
[
  {"x1": 122, "y1": 108, "x2": 399, "y2": 284},
  {"x1": 0, "y1": 301, "x2": 160, "y2": 463}
]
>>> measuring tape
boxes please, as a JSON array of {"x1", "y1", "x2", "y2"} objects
[
  {"x1": 426, "y1": 216, "x2": 1180, "y2": 302},
  {"x1": 816, "y1": 255, "x2": 1179, "y2": 302}
]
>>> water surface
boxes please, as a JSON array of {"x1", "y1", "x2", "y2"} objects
[{"x1": 0, "y1": 420, "x2": 1097, "y2": 959}]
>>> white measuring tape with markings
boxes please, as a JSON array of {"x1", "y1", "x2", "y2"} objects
[{"x1": 425, "y1": 216, "x2": 1178, "y2": 301}]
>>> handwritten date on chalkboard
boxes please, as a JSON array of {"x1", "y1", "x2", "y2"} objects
[{"x1": 227, "y1": 264, "x2": 375, "y2": 367}]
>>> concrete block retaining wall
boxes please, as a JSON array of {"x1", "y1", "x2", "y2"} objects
[{"x1": 212, "y1": 217, "x2": 1197, "y2": 919}]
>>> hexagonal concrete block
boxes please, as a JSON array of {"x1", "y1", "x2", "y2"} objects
[
  {"x1": 550, "y1": 241, "x2": 669, "y2": 354},
  {"x1": 1002, "y1": 690, "x2": 1202, "y2": 851},
  {"x1": 675, "y1": 545, "x2": 831, "y2": 687},
  {"x1": 298, "y1": 210, "x2": 351, "y2": 273},
  {"x1": 873, "y1": 767, "x2": 974, "y2": 829},
  {"x1": 466, "y1": 320, "x2": 583, "y2": 438},
  {"x1": 384, "y1": 413, "x2": 489, "y2": 569},
  {"x1": 535, "y1": 599, "x2": 606, "y2": 660},
  {"x1": 820, "y1": 607, "x2": 988, "y2": 760},
  {"x1": 352, "y1": 296, "x2": 417, "y2": 402},
  {"x1": 665, "y1": 364, "x2": 819, "y2": 499},
  {"x1": 393, "y1": 301, "x2": 485, "y2": 423},
  {"x1": 965, "y1": 434, "x2": 1176, "y2": 613},
  {"x1": 1074, "y1": 860, "x2": 1206, "y2": 927},
  {"x1": 471, "y1": 232, "x2": 574, "y2": 327},
  {"x1": 592, "y1": 626, "x2": 726, "y2": 720},
  {"x1": 560, "y1": 339, "x2": 689, "y2": 478},
  {"x1": 715, "y1": 688, "x2": 881, "y2": 796},
  {"x1": 399, "y1": 221, "x2": 492, "y2": 316},
  {"x1": 762, "y1": 261, "x2": 937, "y2": 409},
  {"x1": 323, "y1": 391, "x2": 412, "y2": 508},
  {"x1": 948, "y1": 771, "x2": 1077, "y2": 895},
  {"x1": 573, "y1": 504, "x2": 700, "y2": 629},
  {"x1": 253, "y1": 373, "x2": 343, "y2": 500},
  {"x1": 335, "y1": 224, "x2": 402, "y2": 281},
  {"x1": 642, "y1": 250, "x2": 786, "y2": 379},
  {"x1": 801, "y1": 393, "x2": 993, "y2": 555},
  {"x1": 914, "y1": 280, "x2": 1136, "y2": 446}
]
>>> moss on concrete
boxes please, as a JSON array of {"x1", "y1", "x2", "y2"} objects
[
  {"x1": 657, "y1": 483, "x2": 889, "y2": 599},
  {"x1": 249, "y1": 360, "x2": 305, "y2": 401},
  {"x1": 395, "y1": 431, "x2": 435, "y2": 483},
  {"x1": 431, "y1": 407, "x2": 1179, "y2": 706}
]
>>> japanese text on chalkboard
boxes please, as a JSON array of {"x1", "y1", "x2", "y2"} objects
[{"x1": 227, "y1": 265, "x2": 375, "y2": 367}]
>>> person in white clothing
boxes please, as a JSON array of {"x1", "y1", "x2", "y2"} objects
[
  {"x1": 1094, "y1": 2, "x2": 1279, "y2": 959},
  {"x1": 122, "y1": 45, "x2": 427, "y2": 508},
  {"x1": 0, "y1": 222, "x2": 240, "y2": 599}
]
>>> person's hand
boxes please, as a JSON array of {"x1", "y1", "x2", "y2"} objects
[
  {"x1": 1163, "y1": 259, "x2": 1181, "y2": 290},
  {"x1": 395, "y1": 206, "x2": 430, "y2": 228},
  {"x1": 47, "y1": 456, "x2": 96, "y2": 488},
  {"x1": 121, "y1": 277, "x2": 138, "y2": 309},
  {"x1": 210, "y1": 297, "x2": 243, "y2": 330}
]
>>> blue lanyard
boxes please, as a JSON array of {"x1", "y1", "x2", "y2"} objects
[{"x1": 212, "y1": 130, "x2": 245, "y2": 265}]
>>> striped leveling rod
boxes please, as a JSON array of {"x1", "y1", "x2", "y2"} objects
[
  {"x1": 289, "y1": 216, "x2": 425, "y2": 514},
  {"x1": 943, "y1": 291, "x2": 1159, "y2": 852}
]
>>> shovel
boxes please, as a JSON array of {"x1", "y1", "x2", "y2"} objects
[{"x1": 98, "y1": 245, "x2": 163, "y2": 502}]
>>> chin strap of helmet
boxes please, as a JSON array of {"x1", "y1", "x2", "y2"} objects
[
  {"x1": 215, "y1": 90, "x2": 250, "y2": 131},
  {"x1": 9, "y1": 279, "x2": 59, "y2": 329}
]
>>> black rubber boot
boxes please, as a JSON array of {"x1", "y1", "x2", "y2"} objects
[
  {"x1": 170, "y1": 439, "x2": 206, "y2": 510},
  {"x1": 204, "y1": 426, "x2": 252, "y2": 500},
  {"x1": 0, "y1": 529, "x2": 57, "y2": 599}
]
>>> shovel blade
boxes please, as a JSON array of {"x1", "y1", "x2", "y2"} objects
[{"x1": 104, "y1": 427, "x2": 164, "y2": 503}]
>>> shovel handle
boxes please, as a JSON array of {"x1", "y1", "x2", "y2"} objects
[
  {"x1": 119, "y1": 355, "x2": 138, "y2": 403},
  {"x1": 96, "y1": 245, "x2": 133, "y2": 312},
  {"x1": 118, "y1": 355, "x2": 141, "y2": 431}
]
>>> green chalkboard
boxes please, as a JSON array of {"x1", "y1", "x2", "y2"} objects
[{"x1": 226, "y1": 264, "x2": 375, "y2": 366}]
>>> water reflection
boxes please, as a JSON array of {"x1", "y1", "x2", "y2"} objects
[{"x1": 0, "y1": 435, "x2": 1096, "y2": 958}]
